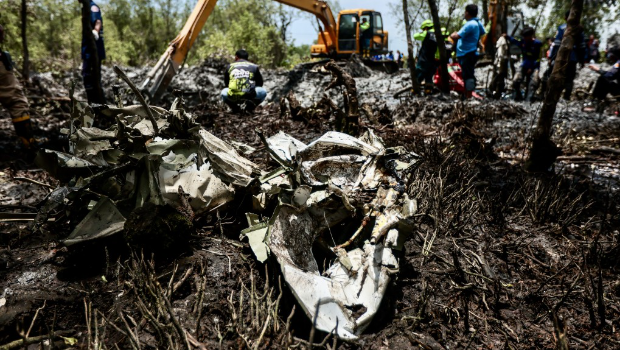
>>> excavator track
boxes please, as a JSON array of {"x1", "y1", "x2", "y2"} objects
[
  {"x1": 297, "y1": 57, "x2": 400, "y2": 74},
  {"x1": 362, "y1": 59, "x2": 400, "y2": 74}
]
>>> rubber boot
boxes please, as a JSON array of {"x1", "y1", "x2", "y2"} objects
[
  {"x1": 224, "y1": 100, "x2": 242, "y2": 113},
  {"x1": 424, "y1": 83, "x2": 433, "y2": 95},
  {"x1": 12, "y1": 114, "x2": 37, "y2": 149},
  {"x1": 513, "y1": 82, "x2": 523, "y2": 101}
]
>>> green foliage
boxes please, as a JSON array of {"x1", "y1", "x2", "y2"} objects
[
  {"x1": 388, "y1": 0, "x2": 618, "y2": 50},
  {"x1": 389, "y1": 0, "x2": 470, "y2": 37},
  {"x1": 0, "y1": 0, "x2": 312, "y2": 71},
  {"x1": 0, "y1": 0, "x2": 82, "y2": 72},
  {"x1": 193, "y1": 0, "x2": 289, "y2": 67},
  {"x1": 501, "y1": 0, "x2": 619, "y2": 43}
]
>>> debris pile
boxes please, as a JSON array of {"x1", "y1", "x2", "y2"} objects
[
  {"x1": 31, "y1": 66, "x2": 421, "y2": 339},
  {"x1": 243, "y1": 129, "x2": 419, "y2": 339}
]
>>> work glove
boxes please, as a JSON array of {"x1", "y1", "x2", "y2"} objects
[{"x1": 92, "y1": 29, "x2": 99, "y2": 41}]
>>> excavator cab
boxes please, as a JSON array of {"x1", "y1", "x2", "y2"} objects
[{"x1": 312, "y1": 10, "x2": 388, "y2": 58}]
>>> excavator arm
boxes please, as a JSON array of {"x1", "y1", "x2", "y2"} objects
[
  {"x1": 140, "y1": 0, "x2": 338, "y2": 102},
  {"x1": 275, "y1": 0, "x2": 338, "y2": 56},
  {"x1": 140, "y1": 0, "x2": 219, "y2": 102}
]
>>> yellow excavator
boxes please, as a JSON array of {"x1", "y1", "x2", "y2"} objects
[{"x1": 140, "y1": 0, "x2": 397, "y2": 102}]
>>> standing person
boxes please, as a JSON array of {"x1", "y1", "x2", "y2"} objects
[
  {"x1": 587, "y1": 34, "x2": 595, "y2": 51},
  {"x1": 589, "y1": 38, "x2": 600, "y2": 63},
  {"x1": 396, "y1": 50, "x2": 403, "y2": 68},
  {"x1": 546, "y1": 37, "x2": 554, "y2": 59},
  {"x1": 504, "y1": 27, "x2": 543, "y2": 102},
  {"x1": 0, "y1": 24, "x2": 37, "y2": 149},
  {"x1": 387, "y1": 51, "x2": 394, "y2": 61},
  {"x1": 360, "y1": 17, "x2": 371, "y2": 59},
  {"x1": 543, "y1": 10, "x2": 587, "y2": 100},
  {"x1": 81, "y1": 1, "x2": 106, "y2": 104},
  {"x1": 221, "y1": 49, "x2": 267, "y2": 113},
  {"x1": 450, "y1": 4, "x2": 485, "y2": 99},
  {"x1": 414, "y1": 20, "x2": 438, "y2": 92}
]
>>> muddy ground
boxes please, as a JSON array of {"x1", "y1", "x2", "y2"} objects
[{"x1": 1, "y1": 58, "x2": 620, "y2": 349}]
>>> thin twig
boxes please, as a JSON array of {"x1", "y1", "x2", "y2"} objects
[
  {"x1": 113, "y1": 65, "x2": 159, "y2": 134},
  {"x1": 13, "y1": 177, "x2": 54, "y2": 189},
  {"x1": 25, "y1": 300, "x2": 46, "y2": 338}
]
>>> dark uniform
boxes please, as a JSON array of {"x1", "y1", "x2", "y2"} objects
[
  {"x1": 508, "y1": 35, "x2": 543, "y2": 101},
  {"x1": 592, "y1": 59, "x2": 620, "y2": 100},
  {"x1": 221, "y1": 59, "x2": 267, "y2": 112},
  {"x1": 360, "y1": 19, "x2": 372, "y2": 58},
  {"x1": 545, "y1": 23, "x2": 587, "y2": 100},
  {"x1": 81, "y1": 1, "x2": 106, "y2": 104},
  {"x1": 414, "y1": 29, "x2": 438, "y2": 86}
]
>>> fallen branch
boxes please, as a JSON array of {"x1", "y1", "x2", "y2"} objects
[
  {"x1": 13, "y1": 176, "x2": 55, "y2": 189},
  {"x1": 0, "y1": 330, "x2": 73, "y2": 350},
  {"x1": 324, "y1": 60, "x2": 360, "y2": 135}
]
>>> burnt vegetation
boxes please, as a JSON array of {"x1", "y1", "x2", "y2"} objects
[
  {"x1": 2, "y1": 0, "x2": 620, "y2": 346},
  {"x1": 1, "y1": 61, "x2": 620, "y2": 349}
]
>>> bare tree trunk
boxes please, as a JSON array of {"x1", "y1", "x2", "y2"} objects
[
  {"x1": 427, "y1": 0, "x2": 449, "y2": 93},
  {"x1": 525, "y1": 0, "x2": 584, "y2": 172},
  {"x1": 482, "y1": 0, "x2": 489, "y2": 24},
  {"x1": 80, "y1": 0, "x2": 105, "y2": 104},
  {"x1": 21, "y1": 0, "x2": 29, "y2": 83},
  {"x1": 402, "y1": 0, "x2": 421, "y2": 94}
]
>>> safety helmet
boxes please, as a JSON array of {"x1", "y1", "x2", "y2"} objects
[{"x1": 421, "y1": 20, "x2": 433, "y2": 30}]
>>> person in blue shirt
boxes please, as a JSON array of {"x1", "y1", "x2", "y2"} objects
[
  {"x1": 81, "y1": 1, "x2": 106, "y2": 104},
  {"x1": 542, "y1": 10, "x2": 587, "y2": 100},
  {"x1": 450, "y1": 4, "x2": 485, "y2": 98},
  {"x1": 504, "y1": 27, "x2": 543, "y2": 102},
  {"x1": 584, "y1": 46, "x2": 620, "y2": 112}
]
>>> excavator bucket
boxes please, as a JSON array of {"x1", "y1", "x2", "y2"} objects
[{"x1": 140, "y1": 57, "x2": 179, "y2": 103}]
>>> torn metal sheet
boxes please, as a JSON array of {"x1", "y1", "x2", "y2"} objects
[
  {"x1": 300, "y1": 154, "x2": 367, "y2": 189},
  {"x1": 264, "y1": 131, "x2": 307, "y2": 167},
  {"x1": 63, "y1": 197, "x2": 126, "y2": 246},
  {"x1": 298, "y1": 131, "x2": 383, "y2": 159},
  {"x1": 99, "y1": 105, "x2": 168, "y2": 120},
  {"x1": 268, "y1": 205, "x2": 399, "y2": 340},
  {"x1": 242, "y1": 130, "x2": 421, "y2": 340},
  {"x1": 196, "y1": 129, "x2": 260, "y2": 187},
  {"x1": 70, "y1": 128, "x2": 116, "y2": 166},
  {"x1": 230, "y1": 141, "x2": 257, "y2": 156},
  {"x1": 158, "y1": 163, "x2": 235, "y2": 214},
  {"x1": 240, "y1": 213, "x2": 270, "y2": 263},
  {"x1": 35, "y1": 150, "x2": 99, "y2": 181}
]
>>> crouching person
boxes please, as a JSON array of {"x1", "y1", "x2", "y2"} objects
[
  {"x1": 584, "y1": 46, "x2": 620, "y2": 112},
  {"x1": 221, "y1": 49, "x2": 267, "y2": 113}
]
